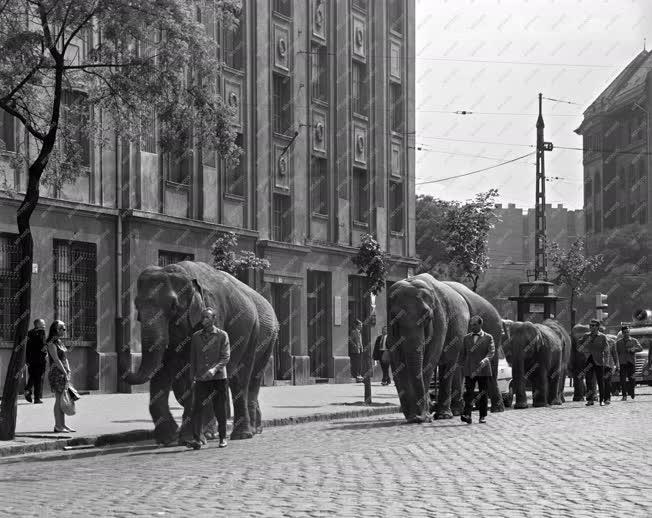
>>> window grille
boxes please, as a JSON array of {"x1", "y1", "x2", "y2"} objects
[
  {"x1": 158, "y1": 250, "x2": 195, "y2": 267},
  {"x1": 312, "y1": 44, "x2": 328, "y2": 102},
  {"x1": 273, "y1": 0, "x2": 292, "y2": 17},
  {"x1": 0, "y1": 110, "x2": 15, "y2": 152},
  {"x1": 273, "y1": 73, "x2": 292, "y2": 136},
  {"x1": 272, "y1": 193, "x2": 292, "y2": 242},
  {"x1": 53, "y1": 240, "x2": 97, "y2": 341},
  {"x1": 390, "y1": 82, "x2": 404, "y2": 133},
  {"x1": 0, "y1": 234, "x2": 20, "y2": 341},
  {"x1": 352, "y1": 61, "x2": 369, "y2": 117}
]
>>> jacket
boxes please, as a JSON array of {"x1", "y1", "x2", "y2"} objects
[
  {"x1": 372, "y1": 334, "x2": 388, "y2": 361},
  {"x1": 460, "y1": 330, "x2": 495, "y2": 378},
  {"x1": 615, "y1": 337, "x2": 642, "y2": 365},
  {"x1": 348, "y1": 329, "x2": 363, "y2": 355},
  {"x1": 26, "y1": 328, "x2": 47, "y2": 366},
  {"x1": 190, "y1": 326, "x2": 230, "y2": 381},
  {"x1": 580, "y1": 332, "x2": 611, "y2": 366}
]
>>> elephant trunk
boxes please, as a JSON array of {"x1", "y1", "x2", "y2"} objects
[
  {"x1": 392, "y1": 324, "x2": 427, "y2": 422},
  {"x1": 123, "y1": 315, "x2": 169, "y2": 385}
]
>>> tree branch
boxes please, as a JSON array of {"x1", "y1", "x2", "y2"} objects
[
  {"x1": 63, "y1": 2, "x2": 98, "y2": 51},
  {"x1": 0, "y1": 56, "x2": 46, "y2": 104},
  {"x1": 0, "y1": 101, "x2": 46, "y2": 141}
]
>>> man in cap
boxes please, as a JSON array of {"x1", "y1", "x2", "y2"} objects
[{"x1": 616, "y1": 325, "x2": 642, "y2": 401}]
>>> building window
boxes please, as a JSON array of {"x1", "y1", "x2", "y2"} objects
[
  {"x1": 273, "y1": 73, "x2": 292, "y2": 136},
  {"x1": 158, "y1": 250, "x2": 194, "y2": 267},
  {"x1": 390, "y1": 82, "x2": 404, "y2": 133},
  {"x1": 165, "y1": 150, "x2": 192, "y2": 184},
  {"x1": 53, "y1": 240, "x2": 97, "y2": 341},
  {"x1": 226, "y1": 132, "x2": 245, "y2": 197},
  {"x1": 223, "y1": 18, "x2": 244, "y2": 70},
  {"x1": 352, "y1": 61, "x2": 369, "y2": 117},
  {"x1": 389, "y1": 180, "x2": 404, "y2": 233},
  {"x1": 352, "y1": 167, "x2": 369, "y2": 225},
  {"x1": 0, "y1": 234, "x2": 19, "y2": 341},
  {"x1": 273, "y1": 0, "x2": 291, "y2": 17},
  {"x1": 62, "y1": 90, "x2": 90, "y2": 167},
  {"x1": 142, "y1": 116, "x2": 157, "y2": 154},
  {"x1": 311, "y1": 43, "x2": 328, "y2": 102},
  {"x1": 388, "y1": 0, "x2": 404, "y2": 34},
  {"x1": 0, "y1": 110, "x2": 15, "y2": 152},
  {"x1": 273, "y1": 193, "x2": 292, "y2": 242},
  {"x1": 311, "y1": 156, "x2": 328, "y2": 216},
  {"x1": 353, "y1": 0, "x2": 368, "y2": 11}
]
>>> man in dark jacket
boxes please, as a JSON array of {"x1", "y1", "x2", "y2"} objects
[
  {"x1": 372, "y1": 326, "x2": 391, "y2": 385},
  {"x1": 25, "y1": 319, "x2": 47, "y2": 404},
  {"x1": 616, "y1": 325, "x2": 642, "y2": 401},
  {"x1": 580, "y1": 319, "x2": 613, "y2": 406},
  {"x1": 460, "y1": 316, "x2": 495, "y2": 425},
  {"x1": 349, "y1": 320, "x2": 363, "y2": 383}
]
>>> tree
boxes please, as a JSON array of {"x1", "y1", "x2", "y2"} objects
[
  {"x1": 210, "y1": 231, "x2": 270, "y2": 281},
  {"x1": 0, "y1": 0, "x2": 241, "y2": 439},
  {"x1": 352, "y1": 233, "x2": 389, "y2": 296},
  {"x1": 415, "y1": 195, "x2": 454, "y2": 274},
  {"x1": 547, "y1": 238, "x2": 603, "y2": 327},
  {"x1": 442, "y1": 189, "x2": 500, "y2": 291}
]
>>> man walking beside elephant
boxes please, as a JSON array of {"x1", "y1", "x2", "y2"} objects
[
  {"x1": 460, "y1": 316, "x2": 495, "y2": 425},
  {"x1": 581, "y1": 320, "x2": 613, "y2": 407},
  {"x1": 616, "y1": 326, "x2": 642, "y2": 401},
  {"x1": 186, "y1": 308, "x2": 230, "y2": 450}
]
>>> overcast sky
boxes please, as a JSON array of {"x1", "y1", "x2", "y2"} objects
[{"x1": 414, "y1": 0, "x2": 652, "y2": 209}]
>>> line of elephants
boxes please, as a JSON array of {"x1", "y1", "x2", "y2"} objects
[{"x1": 122, "y1": 264, "x2": 591, "y2": 445}]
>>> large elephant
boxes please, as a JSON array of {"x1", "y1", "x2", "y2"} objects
[
  {"x1": 502, "y1": 319, "x2": 570, "y2": 408},
  {"x1": 387, "y1": 274, "x2": 505, "y2": 424},
  {"x1": 124, "y1": 261, "x2": 278, "y2": 444}
]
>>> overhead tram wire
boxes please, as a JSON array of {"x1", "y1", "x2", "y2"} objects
[{"x1": 416, "y1": 152, "x2": 535, "y2": 185}]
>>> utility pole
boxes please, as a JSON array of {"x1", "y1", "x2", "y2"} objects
[{"x1": 534, "y1": 93, "x2": 553, "y2": 281}]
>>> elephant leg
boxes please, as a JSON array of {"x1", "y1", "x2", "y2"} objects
[
  {"x1": 229, "y1": 373, "x2": 253, "y2": 440},
  {"x1": 488, "y1": 376, "x2": 505, "y2": 413},
  {"x1": 532, "y1": 366, "x2": 549, "y2": 407},
  {"x1": 549, "y1": 366, "x2": 564, "y2": 405},
  {"x1": 450, "y1": 364, "x2": 464, "y2": 416},
  {"x1": 149, "y1": 367, "x2": 178, "y2": 446},
  {"x1": 248, "y1": 373, "x2": 263, "y2": 435},
  {"x1": 572, "y1": 375, "x2": 586, "y2": 401},
  {"x1": 393, "y1": 349, "x2": 419, "y2": 422},
  {"x1": 434, "y1": 362, "x2": 455, "y2": 419}
]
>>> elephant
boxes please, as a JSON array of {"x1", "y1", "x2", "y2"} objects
[
  {"x1": 502, "y1": 319, "x2": 571, "y2": 408},
  {"x1": 124, "y1": 261, "x2": 279, "y2": 445},
  {"x1": 386, "y1": 273, "x2": 505, "y2": 424}
]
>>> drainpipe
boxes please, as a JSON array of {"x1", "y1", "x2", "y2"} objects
[{"x1": 115, "y1": 136, "x2": 129, "y2": 393}]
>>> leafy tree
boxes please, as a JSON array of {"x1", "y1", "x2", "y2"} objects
[
  {"x1": 547, "y1": 238, "x2": 603, "y2": 327},
  {"x1": 352, "y1": 233, "x2": 389, "y2": 295},
  {"x1": 211, "y1": 231, "x2": 270, "y2": 280},
  {"x1": 0, "y1": 0, "x2": 241, "y2": 439},
  {"x1": 442, "y1": 189, "x2": 500, "y2": 291},
  {"x1": 415, "y1": 195, "x2": 454, "y2": 274}
]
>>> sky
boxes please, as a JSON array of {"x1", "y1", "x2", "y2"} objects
[{"x1": 414, "y1": 0, "x2": 652, "y2": 209}]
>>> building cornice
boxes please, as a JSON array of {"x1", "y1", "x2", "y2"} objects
[
  {"x1": 0, "y1": 194, "x2": 119, "y2": 219},
  {"x1": 257, "y1": 239, "x2": 312, "y2": 255},
  {"x1": 128, "y1": 209, "x2": 260, "y2": 238}
]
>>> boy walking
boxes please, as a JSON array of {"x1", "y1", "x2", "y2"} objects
[{"x1": 186, "y1": 308, "x2": 230, "y2": 450}]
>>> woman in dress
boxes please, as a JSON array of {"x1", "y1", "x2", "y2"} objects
[{"x1": 47, "y1": 320, "x2": 75, "y2": 433}]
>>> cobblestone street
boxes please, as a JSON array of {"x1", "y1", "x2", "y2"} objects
[{"x1": 2, "y1": 391, "x2": 652, "y2": 517}]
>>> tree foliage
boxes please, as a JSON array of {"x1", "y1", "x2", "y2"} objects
[
  {"x1": 352, "y1": 233, "x2": 389, "y2": 295},
  {"x1": 415, "y1": 195, "x2": 454, "y2": 274},
  {"x1": 211, "y1": 231, "x2": 270, "y2": 278}
]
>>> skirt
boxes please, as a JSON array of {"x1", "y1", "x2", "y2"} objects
[{"x1": 48, "y1": 366, "x2": 67, "y2": 394}]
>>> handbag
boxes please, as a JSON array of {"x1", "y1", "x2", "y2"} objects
[
  {"x1": 60, "y1": 383, "x2": 76, "y2": 416},
  {"x1": 67, "y1": 384, "x2": 81, "y2": 402}
]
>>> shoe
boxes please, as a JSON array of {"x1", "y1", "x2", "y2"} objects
[
  {"x1": 599, "y1": 401, "x2": 604, "y2": 406},
  {"x1": 204, "y1": 432, "x2": 216, "y2": 441},
  {"x1": 604, "y1": 400, "x2": 610, "y2": 406},
  {"x1": 218, "y1": 439, "x2": 228, "y2": 448},
  {"x1": 24, "y1": 390, "x2": 32, "y2": 403},
  {"x1": 63, "y1": 426, "x2": 76, "y2": 432},
  {"x1": 621, "y1": 396, "x2": 627, "y2": 401},
  {"x1": 631, "y1": 394, "x2": 635, "y2": 399},
  {"x1": 356, "y1": 377, "x2": 364, "y2": 383},
  {"x1": 185, "y1": 440, "x2": 202, "y2": 450},
  {"x1": 585, "y1": 401, "x2": 594, "y2": 406},
  {"x1": 34, "y1": 400, "x2": 43, "y2": 404},
  {"x1": 53, "y1": 427, "x2": 67, "y2": 433},
  {"x1": 479, "y1": 417, "x2": 487, "y2": 424},
  {"x1": 460, "y1": 414, "x2": 471, "y2": 424}
]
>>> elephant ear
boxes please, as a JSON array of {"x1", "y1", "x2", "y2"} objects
[{"x1": 188, "y1": 279, "x2": 206, "y2": 329}]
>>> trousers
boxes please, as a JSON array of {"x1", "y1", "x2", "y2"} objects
[
  {"x1": 585, "y1": 357, "x2": 610, "y2": 403},
  {"x1": 349, "y1": 353, "x2": 361, "y2": 378},
  {"x1": 192, "y1": 379, "x2": 229, "y2": 441},
  {"x1": 619, "y1": 363, "x2": 636, "y2": 398},
  {"x1": 25, "y1": 363, "x2": 46, "y2": 401},
  {"x1": 463, "y1": 376, "x2": 489, "y2": 418}
]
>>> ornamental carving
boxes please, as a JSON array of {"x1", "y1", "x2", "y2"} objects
[
  {"x1": 355, "y1": 27, "x2": 364, "y2": 48},
  {"x1": 356, "y1": 134, "x2": 365, "y2": 153},
  {"x1": 228, "y1": 92, "x2": 238, "y2": 107},
  {"x1": 315, "y1": 3, "x2": 324, "y2": 28},
  {"x1": 315, "y1": 122, "x2": 324, "y2": 142},
  {"x1": 278, "y1": 38, "x2": 287, "y2": 58},
  {"x1": 278, "y1": 155, "x2": 287, "y2": 176}
]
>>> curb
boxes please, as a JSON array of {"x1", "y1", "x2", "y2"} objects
[{"x1": 0, "y1": 404, "x2": 402, "y2": 459}]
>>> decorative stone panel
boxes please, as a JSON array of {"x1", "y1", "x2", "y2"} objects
[
  {"x1": 389, "y1": 39, "x2": 401, "y2": 81},
  {"x1": 274, "y1": 144, "x2": 290, "y2": 190},
  {"x1": 353, "y1": 124, "x2": 367, "y2": 166},
  {"x1": 390, "y1": 139, "x2": 402, "y2": 178},
  {"x1": 352, "y1": 15, "x2": 366, "y2": 61},
  {"x1": 273, "y1": 23, "x2": 290, "y2": 72},
  {"x1": 312, "y1": 109, "x2": 327, "y2": 154},
  {"x1": 312, "y1": 0, "x2": 326, "y2": 41},
  {"x1": 223, "y1": 76, "x2": 242, "y2": 127}
]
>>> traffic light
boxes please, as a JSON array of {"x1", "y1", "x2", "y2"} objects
[{"x1": 595, "y1": 293, "x2": 608, "y2": 322}]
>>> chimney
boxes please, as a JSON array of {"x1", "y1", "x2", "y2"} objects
[
  {"x1": 557, "y1": 204, "x2": 563, "y2": 209},
  {"x1": 508, "y1": 203, "x2": 516, "y2": 209}
]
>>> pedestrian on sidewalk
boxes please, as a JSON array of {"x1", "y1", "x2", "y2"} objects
[
  {"x1": 46, "y1": 320, "x2": 75, "y2": 433},
  {"x1": 581, "y1": 320, "x2": 611, "y2": 407},
  {"x1": 25, "y1": 319, "x2": 47, "y2": 404},
  {"x1": 460, "y1": 316, "x2": 494, "y2": 425},
  {"x1": 373, "y1": 326, "x2": 392, "y2": 385},
  {"x1": 616, "y1": 326, "x2": 641, "y2": 401},
  {"x1": 186, "y1": 308, "x2": 230, "y2": 451},
  {"x1": 603, "y1": 335, "x2": 619, "y2": 404},
  {"x1": 349, "y1": 319, "x2": 363, "y2": 383}
]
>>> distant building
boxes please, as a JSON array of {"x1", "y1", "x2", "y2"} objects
[
  {"x1": 575, "y1": 50, "x2": 652, "y2": 237},
  {"x1": 486, "y1": 203, "x2": 584, "y2": 280},
  {"x1": 0, "y1": 0, "x2": 418, "y2": 392}
]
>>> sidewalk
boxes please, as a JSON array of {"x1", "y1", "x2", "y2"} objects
[{"x1": 1, "y1": 382, "x2": 401, "y2": 457}]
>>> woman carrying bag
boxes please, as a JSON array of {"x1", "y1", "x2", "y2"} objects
[{"x1": 47, "y1": 320, "x2": 76, "y2": 433}]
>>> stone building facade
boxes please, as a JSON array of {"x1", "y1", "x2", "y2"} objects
[{"x1": 0, "y1": 0, "x2": 418, "y2": 392}]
